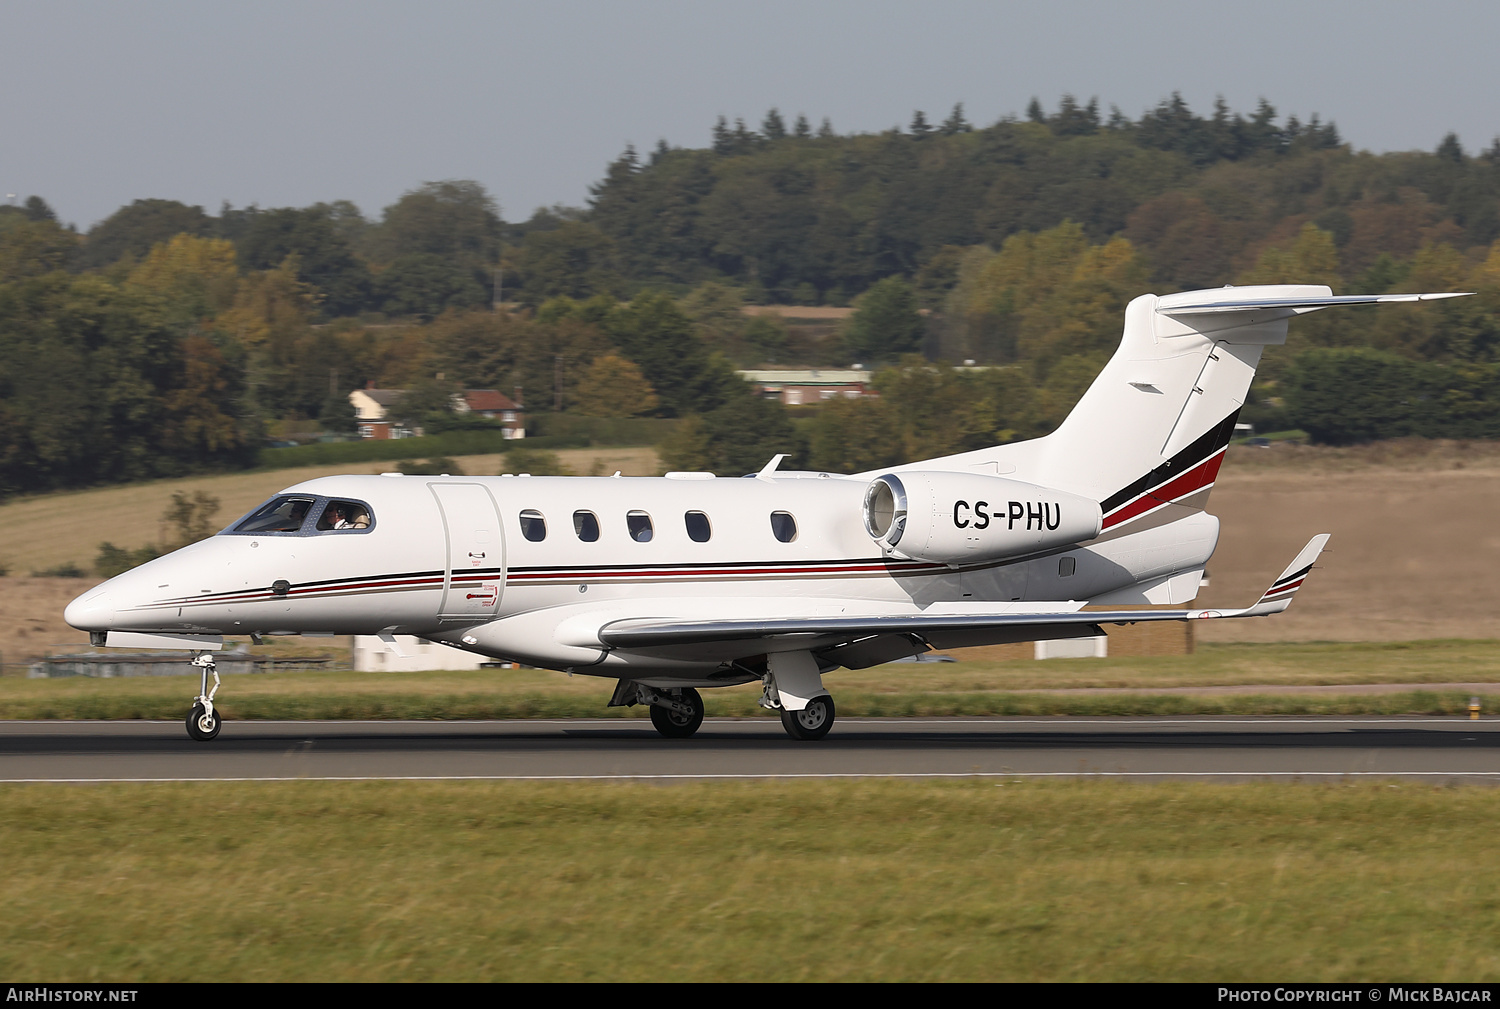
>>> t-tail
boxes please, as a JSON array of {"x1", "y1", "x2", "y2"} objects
[{"x1": 916, "y1": 285, "x2": 1471, "y2": 532}]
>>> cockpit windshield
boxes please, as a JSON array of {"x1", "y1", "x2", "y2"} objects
[
  {"x1": 231, "y1": 496, "x2": 316, "y2": 534},
  {"x1": 228, "y1": 495, "x2": 375, "y2": 535}
]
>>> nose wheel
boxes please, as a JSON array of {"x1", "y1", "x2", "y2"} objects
[
  {"x1": 646, "y1": 687, "x2": 705, "y2": 739},
  {"x1": 187, "y1": 701, "x2": 222, "y2": 741},
  {"x1": 185, "y1": 652, "x2": 223, "y2": 742}
]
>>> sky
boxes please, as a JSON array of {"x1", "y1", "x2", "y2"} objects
[{"x1": 4, "y1": 0, "x2": 1499, "y2": 230}]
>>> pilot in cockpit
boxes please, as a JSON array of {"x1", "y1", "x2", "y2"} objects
[{"x1": 318, "y1": 502, "x2": 371, "y2": 531}]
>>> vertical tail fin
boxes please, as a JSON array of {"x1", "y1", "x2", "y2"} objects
[
  {"x1": 1030, "y1": 286, "x2": 1331, "y2": 514},
  {"x1": 902, "y1": 285, "x2": 1470, "y2": 531}
]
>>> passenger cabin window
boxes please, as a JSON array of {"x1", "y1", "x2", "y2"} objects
[
  {"x1": 627, "y1": 510, "x2": 654, "y2": 542},
  {"x1": 573, "y1": 510, "x2": 600, "y2": 542},
  {"x1": 684, "y1": 511, "x2": 711, "y2": 543},
  {"x1": 316, "y1": 499, "x2": 372, "y2": 531},
  {"x1": 520, "y1": 509, "x2": 547, "y2": 542},
  {"x1": 232, "y1": 496, "x2": 316, "y2": 534},
  {"x1": 770, "y1": 511, "x2": 798, "y2": 543}
]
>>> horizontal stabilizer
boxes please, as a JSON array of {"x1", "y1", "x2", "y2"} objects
[{"x1": 1158, "y1": 292, "x2": 1471, "y2": 317}]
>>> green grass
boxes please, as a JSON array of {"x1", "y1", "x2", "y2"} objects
[
  {"x1": 6, "y1": 640, "x2": 1500, "y2": 720},
  {"x1": 2, "y1": 779, "x2": 1498, "y2": 981}
]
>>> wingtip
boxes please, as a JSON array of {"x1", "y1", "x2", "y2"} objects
[{"x1": 1257, "y1": 534, "x2": 1330, "y2": 607}]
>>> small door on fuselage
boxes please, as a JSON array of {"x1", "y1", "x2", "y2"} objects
[{"x1": 429, "y1": 483, "x2": 505, "y2": 620}]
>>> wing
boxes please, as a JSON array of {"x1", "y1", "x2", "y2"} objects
[{"x1": 598, "y1": 535, "x2": 1330, "y2": 666}]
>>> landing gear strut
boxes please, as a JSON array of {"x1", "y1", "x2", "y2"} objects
[
  {"x1": 760, "y1": 652, "x2": 837, "y2": 741},
  {"x1": 185, "y1": 652, "x2": 222, "y2": 742}
]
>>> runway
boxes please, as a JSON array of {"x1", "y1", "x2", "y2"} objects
[{"x1": 2, "y1": 717, "x2": 1499, "y2": 783}]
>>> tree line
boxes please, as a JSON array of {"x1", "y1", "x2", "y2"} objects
[{"x1": 6, "y1": 93, "x2": 1500, "y2": 499}]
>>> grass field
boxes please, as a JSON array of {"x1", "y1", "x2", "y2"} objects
[
  {"x1": 1, "y1": 779, "x2": 1497, "y2": 981},
  {"x1": 6, "y1": 640, "x2": 1500, "y2": 719}
]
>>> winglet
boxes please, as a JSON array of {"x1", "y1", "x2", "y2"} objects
[{"x1": 1244, "y1": 534, "x2": 1330, "y2": 615}]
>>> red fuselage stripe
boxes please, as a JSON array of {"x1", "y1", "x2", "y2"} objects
[{"x1": 1102, "y1": 450, "x2": 1226, "y2": 529}]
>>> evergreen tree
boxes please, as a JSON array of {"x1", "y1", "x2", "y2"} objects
[
  {"x1": 939, "y1": 103, "x2": 971, "y2": 135},
  {"x1": 1051, "y1": 95, "x2": 1099, "y2": 136},
  {"x1": 762, "y1": 108, "x2": 787, "y2": 141},
  {"x1": 712, "y1": 115, "x2": 733, "y2": 155},
  {"x1": 909, "y1": 110, "x2": 932, "y2": 136},
  {"x1": 22, "y1": 196, "x2": 56, "y2": 223},
  {"x1": 732, "y1": 118, "x2": 757, "y2": 153}
]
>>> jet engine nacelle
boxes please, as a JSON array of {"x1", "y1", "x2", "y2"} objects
[{"x1": 862, "y1": 471, "x2": 1102, "y2": 565}]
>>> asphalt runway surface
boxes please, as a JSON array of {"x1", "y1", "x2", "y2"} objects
[{"x1": 2, "y1": 717, "x2": 1499, "y2": 783}]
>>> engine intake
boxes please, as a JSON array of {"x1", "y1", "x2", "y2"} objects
[{"x1": 863, "y1": 471, "x2": 1101, "y2": 565}]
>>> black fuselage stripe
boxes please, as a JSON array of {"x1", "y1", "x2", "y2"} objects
[{"x1": 1099, "y1": 410, "x2": 1242, "y2": 516}]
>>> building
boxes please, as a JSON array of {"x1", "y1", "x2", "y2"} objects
[
  {"x1": 352, "y1": 635, "x2": 495, "y2": 672},
  {"x1": 737, "y1": 369, "x2": 875, "y2": 406},
  {"x1": 348, "y1": 385, "x2": 526, "y2": 440},
  {"x1": 349, "y1": 386, "x2": 415, "y2": 440},
  {"x1": 451, "y1": 389, "x2": 526, "y2": 439}
]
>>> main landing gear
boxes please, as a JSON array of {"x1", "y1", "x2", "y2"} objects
[
  {"x1": 779, "y1": 694, "x2": 836, "y2": 742},
  {"x1": 610, "y1": 651, "x2": 838, "y2": 741},
  {"x1": 760, "y1": 651, "x2": 837, "y2": 741},
  {"x1": 185, "y1": 652, "x2": 222, "y2": 742}
]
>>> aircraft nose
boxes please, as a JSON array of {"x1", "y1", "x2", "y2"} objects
[{"x1": 64, "y1": 588, "x2": 115, "y2": 632}]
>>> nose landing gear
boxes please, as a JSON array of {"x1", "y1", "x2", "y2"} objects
[{"x1": 185, "y1": 652, "x2": 222, "y2": 742}]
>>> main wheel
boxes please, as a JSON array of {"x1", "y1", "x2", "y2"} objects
[
  {"x1": 186, "y1": 702, "x2": 222, "y2": 742},
  {"x1": 649, "y1": 688, "x2": 704, "y2": 739},
  {"x1": 780, "y1": 694, "x2": 835, "y2": 741}
]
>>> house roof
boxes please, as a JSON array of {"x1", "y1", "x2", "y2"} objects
[
  {"x1": 463, "y1": 389, "x2": 520, "y2": 412},
  {"x1": 361, "y1": 389, "x2": 407, "y2": 407}
]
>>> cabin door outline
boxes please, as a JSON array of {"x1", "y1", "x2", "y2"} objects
[{"x1": 429, "y1": 483, "x2": 505, "y2": 620}]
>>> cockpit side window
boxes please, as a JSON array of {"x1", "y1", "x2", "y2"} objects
[
  {"x1": 316, "y1": 499, "x2": 374, "y2": 531},
  {"x1": 230, "y1": 496, "x2": 317, "y2": 534}
]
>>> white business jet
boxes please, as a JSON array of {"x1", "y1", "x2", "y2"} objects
[{"x1": 66, "y1": 285, "x2": 1467, "y2": 741}]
